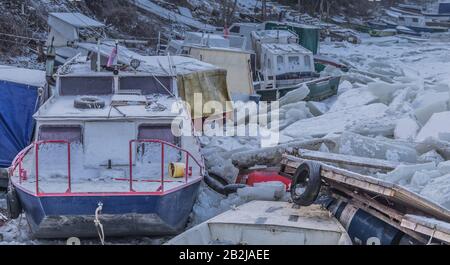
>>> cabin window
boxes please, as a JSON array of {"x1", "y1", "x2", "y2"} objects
[
  {"x1": 138, "y1": 124, "x2": 178, "y2": 145},
  {"x1": 399, "y1": 17, "x2": 405, "y2": 21},
  {"x1": 304, "y1": 55, "x2": 311, "y2": 67},
  {"x1": 38, "y1": 126, "x2": 82, "y2": 143},
  {"x1": 412, "y1": 18, "x2": 419, "y2": 23},
  {"x1": 288, "y1": 56, "x2": 300, "y2": 66},
  {"x1": 230, "y1": 25, "x2": 240, "y2": 33},
  {"x1": 59, "y1": 77, "x2": 113, "y2": 95},
  {"x1": 277, "y1": 56, "x2": 284, "y2": 71},
  {"x1": 119, "y1": 76, "x2": 173, "y2": 95}
]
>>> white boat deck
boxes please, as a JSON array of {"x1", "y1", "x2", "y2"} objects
[
  {"x1": 36, "y1": 94, "x2": 179, "y2": 120},
  {"x1": 167, "y1": 201, "x2": 352, "y2": 245}
]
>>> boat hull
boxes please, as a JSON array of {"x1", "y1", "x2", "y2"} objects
[
  {"x1": 14, "y1": 181, "x2": 201, "y2": 239},
  {"x1": 256, "y1": 76, "x2": 340, "y2": 102}
]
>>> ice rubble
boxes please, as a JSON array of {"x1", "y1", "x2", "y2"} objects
[
  {"x1": 192, "y1": 34, "x2": 450, "y2": 226},
  {"x1": 394, "y1": 117, "x2": 419, "y2": 141},
  {"x1": 416, "y1": 111, "x2": 450, "y2": 142}
]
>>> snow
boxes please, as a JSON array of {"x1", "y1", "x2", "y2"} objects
[
  {"x1": 133, "y1": 0, "x2": 215, "y2": 31},
  {"x1": 416, "y1": 111, "x2": 450, "y2": 142},
  {"x1": 282, "y1": 103, "x2": 389, "y2": 138},
  {"x1": 0, "y1": 65, "x2": 46, "y2": 87},
  {"x1": 49, "y1": 12, "x2": 105, "y2": 28}
]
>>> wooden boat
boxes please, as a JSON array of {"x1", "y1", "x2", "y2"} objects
[
  {"x1": 166, "y1": 201, "x2": 352, "y2": 245},
  {"x1": 7, "y1": 51, "x2": 207, "y2": 239}
]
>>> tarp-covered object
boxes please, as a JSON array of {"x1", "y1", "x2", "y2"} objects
[
  {"x1": 177, "y1": 69, "x2": 233, "y2": 120},
  {"x1": 0, "y1": 80, "x2": 40, "y2": 167}
]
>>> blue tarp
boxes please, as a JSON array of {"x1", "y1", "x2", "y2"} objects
[{"x1": 0, "y1": 80, "x2": 39, "y2": 168}]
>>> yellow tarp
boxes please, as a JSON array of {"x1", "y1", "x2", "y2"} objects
[{"x1": 177, "y1": 69, "x2": 233, "y2": 119}]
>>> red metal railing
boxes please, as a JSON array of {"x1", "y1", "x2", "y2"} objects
[
  {"x1": 10, "y1": 139, "x2": 203, "y2": 196},
  {"x1": 129, "y1": 139, "x2": 203, "y2": 193}
]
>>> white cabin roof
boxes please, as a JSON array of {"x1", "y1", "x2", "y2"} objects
[
  {"x1": 61, "y1": 43, "x2": 221, "y2": 76},
  {"x1": 0, "y1": 65, "x2": 46, "y2": 87},
  {"x1": 252, "y1": 30, "x2": 297, "y2": 40},
  {"x1": 35, "y1": 94, "x2": 180, "y2": 120},
  {"x1": 262, "y1": 43, "x2": 312, "y2": 55},
  {"x1": 49, "y1": 12, "x2": 105, "y2": 28}
]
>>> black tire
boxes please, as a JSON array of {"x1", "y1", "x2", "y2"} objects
[
  {"x1": 6, "y1": 184, "x2": 22, "y2": 219},
  {"x1": 74, "y1": 96, "x2": 105, "y2": 109},
  {"x1": 290, "y1": 161, "x2": 322, "y2": 206}
]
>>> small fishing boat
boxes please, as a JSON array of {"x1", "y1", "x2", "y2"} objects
[
  {"x1": 7, "y1": 52, "x2": 205, "y2": 239},
  {"x1": 166, "y1": 201, "x2": 352, "y2": 245},
  {"x1": 396, "y1": 26, "x2": 423, "y2": 36}
]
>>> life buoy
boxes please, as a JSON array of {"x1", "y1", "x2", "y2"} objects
[
  {"x1": 290, "y1": 161, "x2": 322, "y2": 206},
  {"x1": 74, "y1": 96, "x2": 106, "y2": 109},
  {"x1": 6, "y1": 183, "x2": 22, "y2": 219}
]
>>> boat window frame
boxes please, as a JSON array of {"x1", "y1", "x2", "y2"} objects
[
  {"x1": 59, "y1": 76, "x2": 114, "y2": 96},
  {"x1": 38, "y1": 125, "x2": 84, "y2": 144},
  {"x1": 137, "y1": 123, "x2": 181, "y2": 146}
]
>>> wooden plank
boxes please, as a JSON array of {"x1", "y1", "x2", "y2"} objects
[
  {"x1": 296, "y1": 149, "x2": 401, "y2": 171},
  {"x1": 281, "y1": 154, "x2": 450, "y2": 223},
  {"x1": 401, "y1": 218, "x2": 450, "y2": 244}
]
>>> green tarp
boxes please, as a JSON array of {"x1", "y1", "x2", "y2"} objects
[{"x1": 264, "y1": 21, "x2": 320, "y2": 54}]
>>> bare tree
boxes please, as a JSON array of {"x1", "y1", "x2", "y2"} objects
[{"x1": 219, "y1": 0, "x2": 238, "y2": 26}]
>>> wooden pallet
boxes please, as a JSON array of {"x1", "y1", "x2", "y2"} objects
[{"x1": 280, "y1": 153, "x2": 450, "y2": 244}]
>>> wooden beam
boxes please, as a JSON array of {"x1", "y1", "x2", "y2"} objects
[{"x1": 296, "y1": 149, "x2": 402, "y2": 171}]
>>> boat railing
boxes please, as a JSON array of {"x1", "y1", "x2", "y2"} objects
[
  {"x1": 10, "y1": 139, "x2": 203, "y2": 196},
  {"x1": 129, "y1": 139, "x2": 203, "y2": 194}
]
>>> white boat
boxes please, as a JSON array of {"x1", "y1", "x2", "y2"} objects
[
  {"x1": 6, "y1": 45, "x2": 234, "y2": 238},
  {"x1": 166, "y1": 201, "x2": 352, "y2": 245}
]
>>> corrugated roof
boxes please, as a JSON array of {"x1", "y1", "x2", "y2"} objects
[{"x1": 49, "y1": 12, "x2": 104, "y2": 28}]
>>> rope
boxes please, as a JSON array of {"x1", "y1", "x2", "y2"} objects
[
  {"x1": 426, "y1": 227, "x2": 437, "y2": 245},
  {"x1": 94, "y1": 202, "x2": 105, "y2": 245}
]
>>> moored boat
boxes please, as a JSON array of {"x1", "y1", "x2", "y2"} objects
[{"x1": 7, "y1": 51, "x2": 206, "y2": 239}]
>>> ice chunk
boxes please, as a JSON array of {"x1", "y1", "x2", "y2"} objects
[
  {"x1": 411, "y1": 170, "x2": 442, "y2": 188},
  {"x1": 418, "y1": 150, "x2": 444, "y2": 164},
  {"x1": 412, "y1": 91, "x2": 449, "y2": 126},
  {"x1": 416, "y1": 111, "x2": 450, "y2": 142},
  {"x1": 279, "y1": 84, "x2": 310, "y2": 106},
  {"x1": 237, "y1": 181, "x2": 286, "y2": 201},
  {"x1": 384, "y1": 162, "x2": 436, "y2": 184},
  {"x1": 282, "y1": 103, "x2": 389, "y2": 139},
  {"x1": 338, "y1": 132, "x2": 418, "y2": 163},
  {"x1": 367, "y1": 82, "x2": 407, "y2": 104},
  {"x1": 346, "y1": 115, "x2": 397, "y2": 137},
  {"x1": 307, "y1": 101, "x2": 329, "y2": 116},
  {"x1": 394, "y1": 117, "x2": 419, "y2": 141},
  {"x1": 421, "y1": 174, "x2": 450, "y2": 209},
  {"x1": 438, "y1": 161, "x2": 450, "y2": 175},
  {"x1": 329, "y1": 88, "x2": 378, "y2": 112},
  {"x1": 319, "y1": 143, "x2": 330, "y2": 153}
]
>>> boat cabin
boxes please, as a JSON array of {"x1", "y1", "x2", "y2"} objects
[
  {"x1": 11, "y1": 57, "x2": 203, "y2": 195},
  {"x1": 259, "y1": 43, "x2": 315, "y2": 78},
  {"x1": 397, "y1": 14, "x2": 428, "y2": 27}
]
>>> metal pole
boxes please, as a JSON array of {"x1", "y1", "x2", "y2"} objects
[{"x1": 262, "y1": 0, "x2": 267, "y2": 21}]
